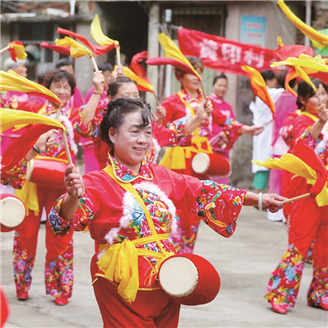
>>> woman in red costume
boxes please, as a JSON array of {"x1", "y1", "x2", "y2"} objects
[
  {"x1": 77, "y1": 76, "x2": 211, "y2": 168},
  {"x1": 49, "y1": 97, "x2": 284, "y2": 327},
  {"x1": 266, "y1": 78, "x2": 328, "y2": 314},
  {"x1": 209, "y1": 74, "x2": 263, "y2": 184},
  {"x1": 13, "y1": 69, "x2": 105, "y2": 305},
  {"x1": 160, "y1": 57, "x2": 262, "y2": 253},
  {"x1": 1, "y1": 129, "x2": 55, "y2": 328}
]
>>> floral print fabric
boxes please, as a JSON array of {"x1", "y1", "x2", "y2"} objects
[
  {"x1": 0, "y1": 157, "x2": 28, "y2": 189},
  {"x1": 45, "y1": 239, "x2": 74, "y2": 298}
]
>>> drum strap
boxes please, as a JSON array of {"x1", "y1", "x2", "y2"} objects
[
  {"x1": 98, "y1": 164, "x2": 174, "y2": 303},
  {"x1": 159, "y1": 92, "x2": 212, "y2": 170}
]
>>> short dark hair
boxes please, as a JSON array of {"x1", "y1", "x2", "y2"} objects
[
  {"x1": 100, "y1": 98, "x2": 153, "y2": 148},
  {"x1": 261, "y1": 70, "x2": 275, "y2": 82},
  {"x1": 174, "y1": 56, "x2": 203, "y2": 80},
  {"x1": 98, "y1": 62, "x2": 113, "y2": 73},
  {"x1": 296, "y1": 78, "x2": 327, "y2": 110},
  {"x1": 44, "y1": 69, "x2": 76, "y2": 96},
  {"x1": 212, "y1": 74, "x2": 228, "y2": 86},
  {"x1": 55, "y1": 58, "x2": 73, "y2": 69},
  {"x1": 108, "y1": 76, "x2": 137, "y2": 97}
]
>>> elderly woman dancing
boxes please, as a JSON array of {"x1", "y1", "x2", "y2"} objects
[{"x1": 49, "y1": 98, "x2": 284, "y2": 327}]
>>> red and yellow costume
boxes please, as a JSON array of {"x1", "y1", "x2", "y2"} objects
[
  {"x1": 160, "y1": 89, "x2": 243, "y2": 253},
  {"x1": 13, "y1": 101, "x2": 80, "y2": 299},
  {"x1": 49, "y1": 154, "x2": 246, "y2": 327},
  {"x1": 265, "y1": 111, "x2": 328, "y2": 309}
]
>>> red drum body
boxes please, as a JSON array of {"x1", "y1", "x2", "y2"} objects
[
  {"x1": 0, "y1": 194, "x2": 26, "y2": 232},
  {"x1": 191, "y1": 152, "x2": 231, "y2": 177},
  {"x1": 158, "y1": 254, "x2": 220, "y2": 306},
  {"x1": 26, "y1": 157, "x2": 68, "y2": 188}
]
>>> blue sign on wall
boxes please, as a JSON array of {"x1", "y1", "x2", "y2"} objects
[{"x1": 241, "y1": 16, "x2": 267, "y2": 48}]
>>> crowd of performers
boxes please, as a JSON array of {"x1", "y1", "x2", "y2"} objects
[{"x1": 0, "y1": 47, "x2": 327, "y2": 326}]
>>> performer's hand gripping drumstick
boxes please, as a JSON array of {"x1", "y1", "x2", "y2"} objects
[{"x1": 63, "y1": 164, "x2": 85, "y2": 207}]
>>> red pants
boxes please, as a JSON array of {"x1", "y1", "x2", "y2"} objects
[
  {"x1": 266, "y1": 176, "x2": 328, "y2": 307},
  {"x1": 289, "y1": 176, "x2": 328, "y2": 267},
  {"x1": 93, "y1": 277, "x2": 181, "y2": 328},
  {"x1": 14, "y1": 184, "x2": 73, "y2": 297}
]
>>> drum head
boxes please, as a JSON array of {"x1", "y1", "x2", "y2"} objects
[
  {"x1": 1, "y1": 195, "x2": 25, "y2": 230},
  {"x1": 191, "y1": 153, "x2": 210, "y2": 174},
  {"x1": 159, "y1": 256, "x2": 198, "y2": 297}
]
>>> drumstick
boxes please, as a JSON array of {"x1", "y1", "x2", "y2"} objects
[
  {"x1": 262, "y1": 118, "x2": 274, "y2": 128},
  {"x1": 61, "y1": 131, "x2": 73, "y2": 165},
  {"x1": 153, "y1": 91, "x2": 161, "y2": 107},
  {"x1": 281, "y1": 193, "x2": 310, "y2": 204},
  {"x1": 116, "y1": 47, "x2": 121, "y2": 65},
  {"x1": 91, "y1": 56, "x2": 99, "y2": 72}
]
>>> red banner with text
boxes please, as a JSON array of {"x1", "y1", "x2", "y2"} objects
[{"x1": 178, "y1": 28, "x2": 275, "y2": 76}]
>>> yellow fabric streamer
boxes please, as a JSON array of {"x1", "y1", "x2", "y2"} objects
[
  {"x1": 158, "y1": 33, "x2": 201, "y2": 79},
  {"x1": 56, "y1": 37, "x2": 93, "y2": 58},
  {"x1": 0, "y1": 70, "x2": 61, "y2": 105},
  {"x1": 90, "y1": 14, "x2": 120, "y2": 48},
  {"x1": 270, "y1": 54, "x2": 328, "y2": 73},
  {"x1": 99, "y1": 165, "x2": 174, "y2": 302},
  {"x1": 116, "y1": 65, "x2": 154, "y2": 92},
  {"x1": 253, "y1": 155, "x2": 328, "y2": 207},
  {"x1": 15, "y1": 180, "x2": 39, "y2": 216},
  {"x1": 277, "y1": 0, "x2": 328, "y2": 49},
  {"x1": 0, "y1": 108, "x2": 65, "y2": 134}
]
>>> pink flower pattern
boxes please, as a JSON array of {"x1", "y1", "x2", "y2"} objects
[{"x1": 45, "y1": 240, "x2": 74, "y2": 298}]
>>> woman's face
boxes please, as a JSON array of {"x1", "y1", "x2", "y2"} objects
[
  {"x1": 178, "y1": 71, "x2": 201, "y2": 93},
  {"x1": 302, "y1": 83, "x2": 328, "y2": 114},
  {"x1": 14, "y1": 63, "x2": 28, "y2": 78},
  {"x1": 50, "y1": 78, "x2": 72, "y2": 105},
  {"x1": 114, "y1": 83, "x2": 139, "y2": 99},
  {"x1": 212, "y1": 78, "x2": 228, "y2": 98},
  {"x1": 109, "y1": 110, "x2": 152, "y2": 173}
]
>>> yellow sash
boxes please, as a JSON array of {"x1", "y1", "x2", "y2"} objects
[
  {"x1": 15, "y1": 180, "x2": 39, "y2": 216},
  {"x1": 159, "y1": 92, "x2": 212, "y2": 170},
  {"x1": 99, "y1": 165, "x2": 174, "y2": 302}
]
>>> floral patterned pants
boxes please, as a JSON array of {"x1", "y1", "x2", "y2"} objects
[
  {"x1": 13, "y1": 185, "x2": 74, "y2": 298},
  {"x1": 265, "y1": 177, "x2": 328, "y2": 308}
]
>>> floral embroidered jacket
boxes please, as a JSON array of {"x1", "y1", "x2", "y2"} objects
[
  {"x1": 162, "y1": 89, "x2": 243, "y2": 152},
  {"x1": 39, "y1": 102, "x2": 81, "y2": 161},
  {"x1": 0, "y1": 157, "x2": 28, "y2": 189},
  {"x1": 49, "y1": 155, "x2": 246, "y2": 290},
  {"x1": 288, "y1": 112, "x2": 327, "y2": 166}
]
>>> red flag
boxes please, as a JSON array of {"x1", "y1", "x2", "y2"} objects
[
  {"x1": 146, "y1": 33, "x2": 201, "y2": 79},
  {"x1": 40, "y1": 41, "x2": 70, "y2": 56},
  {"x1": 130, "y1": 51, "x2": 149, "y2": 81},
  {"x1": 292, "y1": 140, "x2": 327, "y2": 198},
  {"x1": 273, "y1": 44, "x2": 313, "y2": 61},
  {"x1": 57, "y1": 28, "x2": 114, "y2": 56},
  {"x1": 1, "y1": 124, "x2": 56, "y2": 173},
  {"x1": 178, "y1": 27, "x2": 274, "y2": 76}
]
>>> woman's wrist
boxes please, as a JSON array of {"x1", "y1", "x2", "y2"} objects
[
  {"x1": 94, "y1": 90, "x2": 103, "y2": 96},
  {"x1": 33, "y1": 144, "x2": 42, "y2": 154}
]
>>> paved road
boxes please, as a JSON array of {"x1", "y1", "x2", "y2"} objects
[{"x1": 1, "y1": 207, "x2": 327, "y2": 327}]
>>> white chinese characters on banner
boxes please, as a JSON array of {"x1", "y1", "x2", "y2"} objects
[
  {"x1": 199, "y1": 39, "x2": 218, "y2": 61},
  {"x1": 221, "y1": 44, "x2": 242, "y2": 65},
  {"x1": 243, "y1": 49, "x2": 265, "y2": 68}
]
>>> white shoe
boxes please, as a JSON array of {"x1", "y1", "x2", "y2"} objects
[{"x1": 267, "y1": 209, "x2": 286, "y2": 222}]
